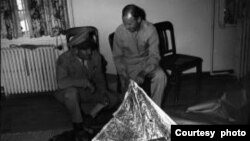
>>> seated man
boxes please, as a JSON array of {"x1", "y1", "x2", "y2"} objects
[
  {"x1": 55, "y1": 37, "x2": 117, "y2": 138},
  {"x1": 112, "y1": 4, "x2": 167, "y2": 107}
]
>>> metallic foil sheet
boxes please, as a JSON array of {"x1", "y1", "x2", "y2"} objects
[{"x1": 92, "y1": 80, "x2": 176, "y2": 141}]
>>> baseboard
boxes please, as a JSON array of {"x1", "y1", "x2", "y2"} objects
[
  {"x1": 181, "y1": 71, "x2": 236, "y2": 80},
  {"x1": 4, "y1": 91, "x2": 55, "y2": 99},
  {"x1": 210, "y1": 69, "x2": 234, "y2": 74}
]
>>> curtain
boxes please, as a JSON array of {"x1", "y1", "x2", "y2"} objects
[
  {"x1": 27, "y1": 0, "x2": 70, "y2": 37},
  {"x1": 0, "y1": 0, "x2": 69, "y2": 39},
  {"x1": 236, "y1": 0, "x2": 250, "y2": 79},
  {"x1": 0, "y1": 0, "x2": 21, "y2": 39}
]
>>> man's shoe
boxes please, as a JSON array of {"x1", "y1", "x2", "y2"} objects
[{"x1": 82, "y1": 114, "x2": 95, "y2": 127}]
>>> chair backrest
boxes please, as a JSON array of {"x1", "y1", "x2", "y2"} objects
[
  {"x1": 65, "y1": 26, "x2": 99, "y2": 50},
  {"x1": 154, "y1": 21, "x2": 176, "y2": 57},
  {"x1": 108, "y1": 32, "x2": 115, "y2": 50}
]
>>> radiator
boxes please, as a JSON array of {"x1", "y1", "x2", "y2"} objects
[{"x1": 1, "y1": 46, "x2": 65, "y2": 95}]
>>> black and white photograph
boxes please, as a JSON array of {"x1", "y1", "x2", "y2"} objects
[{"x1": 1, "y1": 0, "x2": 249, "y2": 141}]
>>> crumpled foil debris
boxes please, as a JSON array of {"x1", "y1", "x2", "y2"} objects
[{"x1": 92, "y1": 80, "x2": 176, "y2": 141}]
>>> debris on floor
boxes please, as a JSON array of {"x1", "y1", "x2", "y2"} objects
[
  {"x1": 92, "y1": 80, "x2": 176, "y2": 141},
  {"x1": 186, "y1": 87, "x2": 248, "y2": 123}
]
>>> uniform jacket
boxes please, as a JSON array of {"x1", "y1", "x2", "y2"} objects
[
  {"x1": 112, "y1": 20, "x2": 160, "y2": 80},
  {"x1": 56, "y1": 49, "x2": 107, "y2": 92}
]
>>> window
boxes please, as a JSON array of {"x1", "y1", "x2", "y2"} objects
[
  {"x1": 16, "y1": 0, "x2": 30, "y2": 36},
  {"x1": 1, "y1": 0, "x2": 70, "y2": 39}
]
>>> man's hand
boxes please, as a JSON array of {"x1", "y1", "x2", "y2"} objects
[
  {"x1": 135, "y1": 75, "x2": 145, "y2": 85},
  {"x1": 86, "y1": 81, "x2": 95, "y2": 94},
  {"x1": 145, "y1": 64, "x2": 156, "y2": 74},
  {"x1": 135, "y1": 71, "x2": 146, "y2": 85},
  {"x1": 117, "y1": 64, "x2": 128, "y2": 78}
]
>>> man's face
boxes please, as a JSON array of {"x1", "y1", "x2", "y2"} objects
[
  {"x1": 77, "y1": 48, "x2": 92, "y2": 60},
  {"x1": 122, "y1": 13, "x2": 141, "y2": 33}
]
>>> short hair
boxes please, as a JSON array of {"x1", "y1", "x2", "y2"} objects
[{"x1": 122, "y1": 4, "x2": 146, "y2": 20}]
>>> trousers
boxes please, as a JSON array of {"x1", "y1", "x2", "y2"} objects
[
  {"x1": 120, "y1": 67, "x2": 167, "y2": 107},
  {"x1": 55, "y1": 87, "x2": 118, "y2": 123}
]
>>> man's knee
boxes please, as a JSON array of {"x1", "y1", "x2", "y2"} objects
[
  {"x1": 151, "y1": 68, "x2": 167, "y2": 83},
  {"x1": 64, "y1": 87, "x2": 79, "y2": 102}
]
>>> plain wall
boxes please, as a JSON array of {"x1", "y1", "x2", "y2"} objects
[{"x1": 71, "y1": 0, "x2": 213, "y2": 74}]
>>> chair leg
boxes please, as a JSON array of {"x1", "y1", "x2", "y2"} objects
[
  {"x1": 196, "y1": 63, "x2": 202, "y2": 98},
  {"x1": 174, "y1": 72, "x2": 182, "y2": 103}
]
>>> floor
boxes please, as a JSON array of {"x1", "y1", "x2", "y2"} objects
[{"x1": 1, "y1": 73, "x2": 250, "y2": 134}]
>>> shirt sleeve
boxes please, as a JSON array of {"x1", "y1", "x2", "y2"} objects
[
  {"x1": 145, "y1": 26, "x2": 161, "y2": 73},
  {"x1": 92, "y1": 52, "x2": 107, "y2": 92}
]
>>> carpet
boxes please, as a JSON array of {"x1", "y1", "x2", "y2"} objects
[{"x1": 0, "y1": 128, "x2": 71, "y2": 141}]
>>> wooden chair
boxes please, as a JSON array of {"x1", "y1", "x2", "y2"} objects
[
  {"x1": 108, "y1": 33, "x2": 122, "y2": 94},
  {"x1": 154, "y1": 21, "x2": 203, "y2": 102}
]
